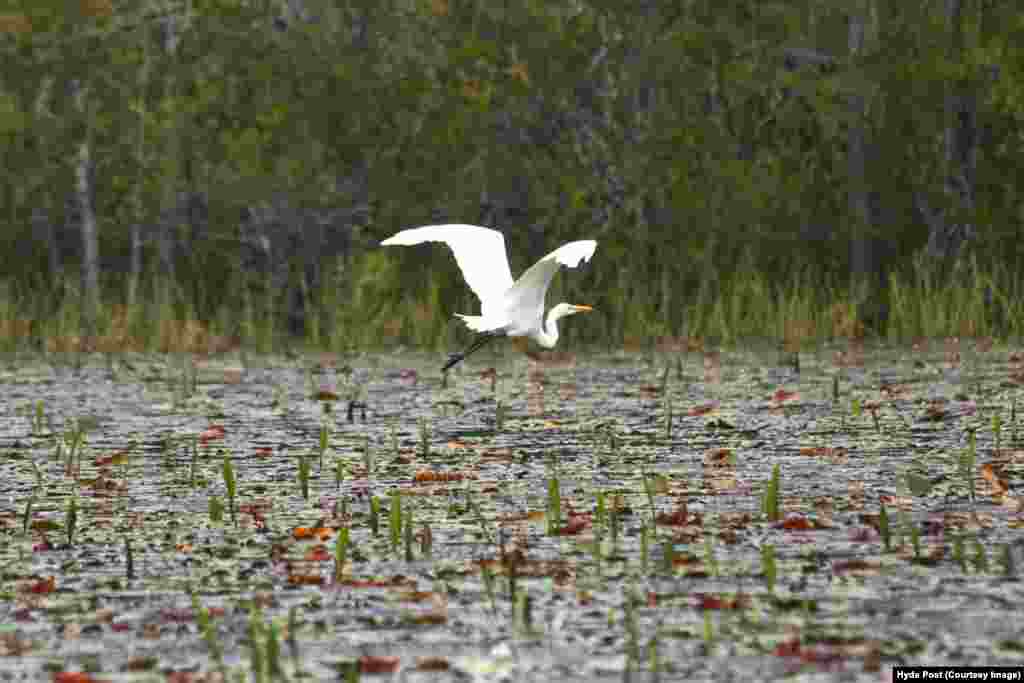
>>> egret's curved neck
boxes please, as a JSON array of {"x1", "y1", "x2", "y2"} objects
[{"x1": 536, "y1": 308, "x2": 561, "y2": 349}]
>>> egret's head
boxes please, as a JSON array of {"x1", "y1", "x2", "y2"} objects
[{"x1": 550, "y1": 303, "x2": 594, "y2": 320}]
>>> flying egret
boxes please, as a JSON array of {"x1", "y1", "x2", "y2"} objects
[{"x1": 381, "y1": 224, "x2": 597, "y2": 371}]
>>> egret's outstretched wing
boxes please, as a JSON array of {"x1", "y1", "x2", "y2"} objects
[
  {"x1": 381, "y1": 224, "x2": 515, "y2": 318},
  {"x1": 502, "y1": 240, "x2": 597, "y2": 332}
]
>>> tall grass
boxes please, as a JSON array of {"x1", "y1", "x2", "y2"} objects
[
  {"x1": 888, "y1": 254, "x2": 1021, "y2": 340},
  {"x1": 0, "y1": 252, "x2": 1020, "y2": 353}
]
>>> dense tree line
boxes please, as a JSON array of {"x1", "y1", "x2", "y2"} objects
[{"x1": 0, "y1": 0, "x2": 1021, "y2": 346}]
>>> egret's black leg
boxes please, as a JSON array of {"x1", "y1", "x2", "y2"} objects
[{"x1": 443, "y1": 332, "x2": 498, "y2": 372}]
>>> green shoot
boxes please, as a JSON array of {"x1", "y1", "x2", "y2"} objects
[
  {"x1": 608, "y1": 428, "x2": 619, "y2": 458},
  {"x1": 649, "y1": 634, "x2": 661, "y2": 677},
  {"x1": 192, "y1": 592, "x2": 226, "y2": 677},
  {"x1": 640, "y1": 522, "x2": 649, "y2": 572},
  {"x1": 189, "y1": 435, "x2": 199, "y2": 488},
  {"x1": 547, "y1": 475, "x2": 561, "y2": 535},
  {"x1": 369, "y1": 497, "x2": 380, "y2": 536},
  {"x1": 389, "y1": 490, "x2": 402, "y2": 550},
  {"x1": 704, "y1": 530, "x2": 719, "y2": 578},
  {"x1": 335, "y1": 524, "x2": 349, "y2": 580},
  {"x1": 265, "y1": 619, "x2": 283, "y2": 681},
  {"x1": 33, "y1": 399, "x2": 46, "y2": 436},
  {"x1": 610, "y1": 502, "x2": 620, "y2": 548},
  {"x1": 1013, "y1": 393, "x2": 1018, "y2": 444},
  {"x1": 65, "y1": 495, "x2": 78, "y2": 547},
  {"x1": 763, "y1": 464, "x2": 781, "y2": 522},
  {"x1": 879, "y1": 503, "x2": 891, "y2": 552},
  {"x1": 403, "y1": 503, "x2": 414, "y2": 562},
  {"x1": 662, "y1": 537, "x2": 674, "y2": 573},
  {"x1": 209, "y1": 495, "x2": 224, "y2": 524},
  {"x1": 1001, "y1": 544, "x2": 1015, "y2": 577},
  {"x1": 419, "y1": 418, "x2": 430, "y2": 458},
  {"x1": 249, "y1": 606, "x2": 266, "y2": 683},
  {"x1": 124, "y1": 536, "x2": 134, "y2": 580},
  {"x1": 992, "y1": 413, "x2": 1003, "y2": 456},
  {"x1": 624, "y1": 588, "x2": 640, "y2": 663},
  {"x1": 664, "y1": 394, "x2": 673, "y2": 440},
  {"x1": 22, "y1": 493, "x2": 33, "y2": 538},
  {"x1": 959, "y1": 428, "x2": 977, "y2": 505},
  {"x1": 643, "y1": 474, "x2": 659, "y2": 534},
  {"x1": 761, "y1": 544, "x2": 776, "y2": 593},
  {"x1": 319, "y1": 423, "x2": 330, "y2": 470},
  {"x1": 297, "y1": 453, "x2": 310, "y2": 501},
  {"x1": 953, "y1": 534, "x2": 966, "y2": 572},
  {"x1": 221, "y1": 452, "x2": 237, "y2": 523},
  {"x1": 481, "y1": 561, "x2": 497, "y2": 613},
  {"x1": 362, "y1": 437, "x2": 374, "y2": 476},
  {"x1": 335, "y1": 458, "x2": 346, "y2": 488},
  {"x1": 973, "y1": 539, "x2": 989, "y2": 573},
  {"x1": 703, "y1": 610, "x2": 715, "y2": 645},
  {"x1": 287, "y1": 606, "x2": 301, "y2": 676}
]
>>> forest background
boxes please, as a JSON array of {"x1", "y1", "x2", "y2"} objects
[{"x1": 1, "y1": 0, "x2": 1022, "y2": 354}]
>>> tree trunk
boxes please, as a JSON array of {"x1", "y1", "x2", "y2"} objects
[
  {"x1": 72, "y1": 79, "x2": 100, "y2": 335},
  {"x1": 924, "y1": 0, "x2": 977, "y2": 260},
  {"x1": 846, "y1": 9, "x2": 873, "y2": 283},
  {"x1": 128, "y1": 30, "x2": 151, "y2": 309},
  {"x1": 128, "y1": 224, "x2": 142, "y2": 307},
  {"x1": 33, "y1": 206, "x2": 61, "y2": 286},
  {"x1": 157, "y1": 12, "x2": 185, "y2": 292}
]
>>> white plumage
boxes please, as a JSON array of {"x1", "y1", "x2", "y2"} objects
[{"x1": 381, "y1": 224, "x2": 597, "y2": 369}]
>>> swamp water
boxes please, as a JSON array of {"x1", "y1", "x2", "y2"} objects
[{"x1": 1, "y1": 342, "x2": 1022, "y2": 681}]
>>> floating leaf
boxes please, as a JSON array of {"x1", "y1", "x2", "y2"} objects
[
  {"x1": 198, "y1": 425, "x2": 225, "y2": 444},
  {"x1": 772, "y1": 389, "x2": 800, "y2": 403},
  {"x1": 688, "y1": 402, "x2": 718, "y2": 416},
  {"x1": 293, "y1": 526, "x2": 333, "y2": 541},
  {"x1": 27, "y1": 576, "x2": 56, "y2": 594},
  {"x1": 905, "y1": 472, "x2": 934, "y2": 497},
  {"x1": 360, "y1": 656, "x2": 400, "y2": 674}
]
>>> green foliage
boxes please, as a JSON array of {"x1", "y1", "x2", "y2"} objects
[{"x1": 0, "y1": 1, "x2": 1022, "y2": 351}]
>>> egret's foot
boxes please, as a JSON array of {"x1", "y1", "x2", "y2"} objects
[{"x1": 442, "y1": 353, "x2": 464, "y2": 373}]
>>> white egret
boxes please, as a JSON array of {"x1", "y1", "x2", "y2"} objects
[{"x1": 381, "y1": 224, "x2": 597, "y2": 371}]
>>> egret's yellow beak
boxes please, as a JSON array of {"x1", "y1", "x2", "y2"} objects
[{"x1": 571, "y1": 304, "x2": 594, "y2": 313}]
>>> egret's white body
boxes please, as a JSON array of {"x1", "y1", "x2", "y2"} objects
[{"x1": 381, "y1": 224, "x2": 596, "y2": 369}]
